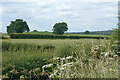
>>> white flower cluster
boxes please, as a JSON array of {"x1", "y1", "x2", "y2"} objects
[
  {"x1": 62, "y1": 62, "x2": 74, "y2": 67},
  {"x1": 48, "y1": 56, "x2": 75, "y2": 78},
  {"x1": 42, "y1": 64, "x2": 53, "y2": 70},
  {"x1": 53, "y1": 57, "x2": 60, "y2": 60}
]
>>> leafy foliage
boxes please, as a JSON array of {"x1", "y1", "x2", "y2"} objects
[
  {"x1": 84, "y1": 30, "x2": 90, "y2": 34},
  {"x1": 53, "y1": 22, "x2": 68, "y2": 34},
  {"x1": 33, "y1": 30, "x2": 38, "y2": 32},
  {"x1": 7, "y1": 19, "x2": 30, "y2": 34}
]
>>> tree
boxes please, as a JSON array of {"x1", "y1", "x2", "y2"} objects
[
  {"x1": 7, "y1": 19, "x2": 30, "y2": 34},
  {"x1": 84, "y1": 30, "x2": 90, "y2": 34},
  {"x1": 53, "y1": 22, "x2": 68, "y2": 34},
  {"x1": 33, "y1": 30, "x2": 38, "y2": 32}
]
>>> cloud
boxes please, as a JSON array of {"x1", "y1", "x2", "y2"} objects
[
  {"x1": 31, "y1": 9, "x2": 35, "y2": 13},
  {"x1": 58, "y1": 11, "x2": 71, "y2": 16},
  {"x1": 102, "y1": 7, "x2": 117, "y2": 12},
  {"x1": 0, "y1": 0, "x2": 119, "y2": 2},
  {"x1": 0, "y1": 6, "x2": 2, "y2": 14},
  {"x1": 40, "y1": 8, "x2": 51, "y2": 13},
  {"x1": 35, "y1": 15, "x2": 51, "y2": 19},
  {"x1": 0, "y1": 22, "x2": 2, "y2": 31},
  {"x1": 36, "y1": 2, "x2": 51, "y2": 8},
  {"x1": 105, "y1": 14, "x2": 117, "y2": 18},
  {"x1": 1, "y1": 2, "x2": 118, "y2": 33},
  {"x1": 103, "y1": 7, "x2": 115, "y2": 11},
  {"x1": 57, "y1": 11, "x2": 80, "y2": 19},
  {"x1": 56, "y1": 5, "x2": 71, "y2": 11}
]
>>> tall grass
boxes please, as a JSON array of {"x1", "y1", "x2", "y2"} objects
[
  {"x1": 43, "y1": 39, "x2": 119, "y2": 78},
  {"x1": 2, "y1": 39, "x2": 119, "y2": 79},
  {"x1": 2, "y1": 42, "x2": 55, "y2": 52}
]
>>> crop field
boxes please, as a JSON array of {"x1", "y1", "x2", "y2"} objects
[{"x1": 1, "y1": 37, "x2": 119, "y2": 79}]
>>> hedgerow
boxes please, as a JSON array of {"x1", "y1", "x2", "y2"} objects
[{"x1": 10, "y1": 33, "x2": 109, "y2": 39}]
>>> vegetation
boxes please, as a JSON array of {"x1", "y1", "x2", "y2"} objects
[
  {"x1": 10, "y1": 33, "x2": 109, "y2": 39},
  {"x1": 118, "y1": 26, "x2": 120, "y2": 52},
  {"x1": 1, "y1": 18, "x2": 119, "y2": 79},
  {"x1": 84, "y1": 30, "x2": 90, "y2": 34},
  {"x1": 7, "y1": 19, "x2": 30, "y2": 34},
  {"x1": 2, "y1": 39, "x2": 119, "y2": 79},
  {"x1": 110, "y1": 28, "x2": 120, "y2": 56},
  {"x1": 0, "y1": 35, "x2": 8, "y2": 39},
  {"x1": 53, "y1": 22, "x2": 68, "y2": 34},
  {"x1": 71, "y1": 30, "x2": 115, "y2": 35},
  {"x1": 33, "y1": 30, "x2": 38, "y2": 32}
]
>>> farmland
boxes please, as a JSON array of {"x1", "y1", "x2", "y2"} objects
[
  {"x1": 1, "y1": 33, "x2": 119, "y2": 79},
  {"x1": 1, "y1": 1, "x2": 119, "y2": 79}
]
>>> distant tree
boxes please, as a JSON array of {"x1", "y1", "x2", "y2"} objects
[
  {"x1": 33, "y1": 30, "x2": 38, "y2": 32},
  {"x1": 7, "y1": 19, "x2": 30, "y2": 34},
  {"x1": 53, "y1": 22, "x2": 68, "y2": 34},
  {"x1": 84, "y1": 30, "x2": 90, "y2": 34}
]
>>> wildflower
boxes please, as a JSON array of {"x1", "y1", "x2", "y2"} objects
[
  {"x1": 60, "y1": 67, "x2": 65, "y2": 70},
  {"x1": 110, "y1": 68, "x2": 112, "y2": 71},
  {"x1": 66, "y1": 56, "x2": 73, "y2": 59},
  {"x1": 113, "y1": 55, "x2": 118, "y2": 58},
  {"x1": 20, "y1": 75, "x2": 24, "y2": 79},
  {"x1": 42, "y1": 64, "x2": 53, "y2": 70},
  {"x1": 111, "y1": 45, "x2": 116, "y2": 47},
  {"x1": 109, "y1": 58, "x2": 114, "y2": 60},
  {"x1": 101, "y1": 52, "x2": 106, "y2": 55},
  {"x1": 105, "y1": 52, "x2": 109, "y2": 57},
  {"x1": 49, "y1": 73, "x2": 54, "y2": 78},
  {"x1": 62, "y1": 62, "x2": 74, "y2": 67},
  {"x1": 95, "y1": 46, "x2": 99, "y2": 50},
  {"x1": 61, "y1": 58, "x2": 66, "y2": 60},
  {"x1": 53, "y1": 57, "x2": 60, "y2": 60}
]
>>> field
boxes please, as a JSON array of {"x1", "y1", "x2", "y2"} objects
[
  {"x1": 2, "y1": 32, "x2": 109, "y2": 39},
  {"x1": 24, "y1": 32, "x2": 110, "y2": 38},
  {"x1": 2, "y1": 33, "x2": 119, "y2": 79},
  {"x1": 1, "y1": 0, "x2": 120, "y2": 79}
]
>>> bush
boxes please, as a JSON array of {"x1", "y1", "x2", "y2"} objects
[
  {"x1": 84, "y1": 30, "x2": 90, "y2": 34},
  {"x1": 10, "y1": 33, "x2": 108, "y2": 39},
  {"x1": 33, "y1": 30, "x2": 38, "y2": 32}
]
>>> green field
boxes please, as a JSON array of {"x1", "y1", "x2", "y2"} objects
[
  {"x1": 1, "y1": 1, "x2": 119, "y2": 79},
  {"x1": 24, "y1": 32, "x2": 109, "y2": 37},
  {"x1": 2, "y1": 37, "x2": 119, "y2": 79},
  {"x1": 1, "y1": 32, "x2": 110, "y2": 40}
]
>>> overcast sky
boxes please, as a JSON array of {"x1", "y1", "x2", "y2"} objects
[{"x1": 0, "y1": 1, "x2": 119, "y2": 33}]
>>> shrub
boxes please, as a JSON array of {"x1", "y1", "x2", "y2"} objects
[{"x1": 84, "y1": 30, "x2": 90, "y2": 34}]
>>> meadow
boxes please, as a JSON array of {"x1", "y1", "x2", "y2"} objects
[{"x1": 2, "y1": 35, "x2": 119, "y2": 79}]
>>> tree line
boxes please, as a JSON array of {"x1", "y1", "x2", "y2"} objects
[{"x1": 7, "y1": 19, "x2": 90, "y2": 35}]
